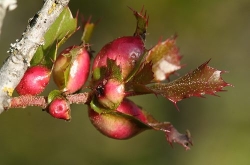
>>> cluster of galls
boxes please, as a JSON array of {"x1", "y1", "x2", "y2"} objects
[
  {"x1": 89, "y1": 36, "x2": 145, "y2": 139},
  {"x1": 15, "y1": 8, "x2": 195, "y2": 150}
]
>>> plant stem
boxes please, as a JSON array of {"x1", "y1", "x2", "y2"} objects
[{"x1": 5, "y1": 92, "x2": 90, "y2": 110}]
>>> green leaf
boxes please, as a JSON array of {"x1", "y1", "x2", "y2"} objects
[
  {"x1": 106, "y1": 59, "x2": 123, "y2": 82},
  {"x1": 32, "y1": 41, "x2": 58, "y2": 70},
  {"x1": 146, "y1": 37, "x2": 182, "y2": 81},
  {"x1": 90, "y1": 96, "x2": 113, "y2": 113},
  {"x1": 92, "y1": 67, "x2": 107, "y2": 82},
  {"x1": 48, "y1": 89, "x2": 61, "y2": 104},
  {"x1": 149, "y1": 60, "x2": 232, "y2": 104},
  {"x1": 81, "y1": 18, "x2": 95, "y2": 44},
  {"x1": 90, "y1": 98, "x2": 103, "y2": 113},
  {"x1": 129, "y1": 6, "x2": 149, "y2": 40},
  {"x1": 31, "y1": 7, "x2": 78, "y2": 68},
  {"x1": 92, "y1": 59, "x2": 123, "y2": 84}
]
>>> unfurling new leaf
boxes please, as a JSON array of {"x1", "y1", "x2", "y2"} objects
[{"x1": 146, "y1": 37, "x2": 182, "y2": 81}]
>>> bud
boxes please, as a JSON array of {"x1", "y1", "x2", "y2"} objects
[
  {"x1": 95, "y1": 78, "x2": 125, "y2": 110},
  {"x1": 92, "y1": 36, "x2": 145, "y2": 79},
  {"x1": 53, "y1": 45, "x2": 90, "y2": 94},
  {"x1": 116, "y1": 98, "x2": 147, "y2": 122},
  {"x1": 88, "y1": 99, "x2": 149, "y2": 139},
  {"x1": 16, "y1": 65, "x2": 50, "y2": 95},
  {"x1": 47, "y1": 97, "x2": 71, "y2": 121}
]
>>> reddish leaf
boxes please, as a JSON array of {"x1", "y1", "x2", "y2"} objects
[
  {"x1": 130, "y1": 83, "x2": 155, "y2": 95},
  {"x1": 148, "y1": 122, "x2": 192, "y2": 150},
  {"x1": 125, "y1": 62, "x2": 155, "y2": 96},
  {"x1": 150, "y1": 60, "x2": 232, "y2": 105},
  {"x1": 131, "y1": 62, "x2": 154, "y2": 85},
  {"x1": 146, "y1": 37, "x2": 182, "y2": 81},
  {"x1": 138, "y1": 107, "x2": 193, "y2": 150}
]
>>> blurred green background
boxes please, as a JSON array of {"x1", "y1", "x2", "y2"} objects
[{"x1": 0, "y1": 0, "x2": 248, "y2": 164}]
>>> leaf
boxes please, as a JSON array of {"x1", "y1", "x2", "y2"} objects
[
  {"x1": 81, "y1": 17, "x2": 95, "y2": 44},
  {"x1": 131, "y1": 62, "x2": 154, "y2": 85},
  {"x1": 90, "y1": 59, "x2": 123, "y2": 93},
  {"x1": 125, "y1": 62, "x2": 155, "y2": 94},
  {"x1": 31, "y1": 7, "x2": 78, "y2": 68},
  {"x1": 131, "y1": 83, "x2": 155, "y2": 95},
  {"x1": 90, "y1": 96, "x2": 110, "y2": 113},
  {"x1": 106, "y1": 59, "x2": 123, "y2": 82},
  {"x1": 149, "y1": 122, "x2": 193, "y2": 150},
  {"x1": 146, "y1": 37, "x2": 182, "y2": 81},
  {"x1": 92, "y1": 67, "x2": 107, "y2": 82},
  {"x1": 47, "y1": 89, "x2": 61, "y2": 104},
  {"x1": 128, "y1": 6, "x2": 149, "y2": 40},
  {"x1": 132, "y1": 107, "x2": 192, "y2": 150},
  {"x1": 149, "y1": 60, "x2": 232, "y2": 105}
]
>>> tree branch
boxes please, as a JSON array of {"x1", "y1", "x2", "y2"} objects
[
  {"x1": 0, "y1": 0, "x2": 70, "y2": 114},
  {"x1": 0, "y1": 0, "x2": 17, "y2": 36}
]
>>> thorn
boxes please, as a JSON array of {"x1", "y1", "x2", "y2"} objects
[
  {"x1": 144, "y1": 10, "x2": 147, "y2": 18},
  {"x1": 159, "y1": 36, "x2": 163, "y2": 43},
  {"x1": 172, "y1": 33, "x2": 178, "y2": 40},
  {"x1": 140, "y1": 5, "x2": 145, "y2": 14},
  {"x1": 206, "y1": 58, "x2": 212, "y2": 64},
  {"x1": 227, "y1": 83, "x2": 234, "y2": 87},
  {"x1": 221, "y1": 70, "x2": 228, "y2": 74},
  {"x1": 127, "y1": 6, "x2": 136, "y2": 14},
  {"x1": 211, "y1": 93, "x2": 220, "y2": 97},
  {"x1": 49, "y1": 57, "x2": 55, "y2": 65},
  {"x1": 169, "y1": 141, "x2": 174, "y2": 149},
  {"x1": 87, "y1": 15, "x2": 92, "y2": 23},
  {"x1": 75, "y1": 10, "x2": 79, "y2": 20},
  {"x1": 173, "y1": 101, "x2": 180, "y2": 111},
  {"x1": 76, "y1": 26, "x2": 81, "y2": 31}
]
